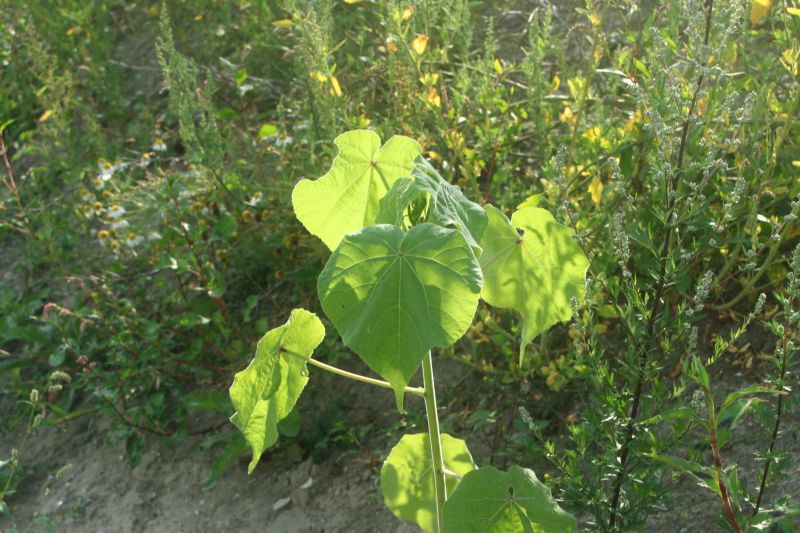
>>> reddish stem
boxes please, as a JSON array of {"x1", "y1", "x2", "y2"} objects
[{"x1": 709, "y1": 423, "x2": 742, "y2": 533}]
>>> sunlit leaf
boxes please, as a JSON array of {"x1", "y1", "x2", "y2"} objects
[
  {"x1": 442, "y1": 466, "x2": 577, "y2": 532},
  {"x1": 588, "y1": 176, "x2": 604, "y2": 206},
  {"x1": 381, "y1": 433, "x2": 474, "y2": 533},
  {"x1": 318, "y1": 223, "x2": 482, "y2": 410},
  {"x1": 330, "y1": 75, "x2": 343, "y2": 97},
  {"x1": 413, "y1": 34, "x2": 429, "y2": 55},
  {"x1": 292, "y1": 130, "x2": 421, "y2": 250},
  {"x1": 479, "y1": 206, "x2": 589, "y2": 360},
  {"x1": 229, "y1": 309, "x2": 325, "y2": 473},
  {"x1": 411, "y1": 157, "x2": 488, "y2": 252},
  {"x1": 750, "y1": 0, "x2": 772, "y2": 24},
  {"x1": 375, "y1": 157, "x2": 488, "y2": 251}
]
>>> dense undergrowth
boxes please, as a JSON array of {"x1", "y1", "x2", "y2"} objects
[{"x1": 1, "y1": 0, "x2": 799, "y2": 531}]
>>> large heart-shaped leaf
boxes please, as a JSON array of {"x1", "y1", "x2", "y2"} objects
[
  {"x1": 292, "y1": 129, "x2": 421, "y2": 250},
  {"x1": 229, "y1": 308, "x2": 325, "y2": 473},
  {"x1": 442, "y1": 466, "x2": 577, "y2": 533},
  {"x1": 317, "y1": 223, "x2": 482, "y2": 410},
  {"x1": 479, "y1": 205, "x2": 588, "y2": 361},
  {"x1": 381, "y1": 433, "x2": 475, "y2": 533}
]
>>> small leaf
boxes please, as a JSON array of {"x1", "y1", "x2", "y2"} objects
[
  {"x1": 412, "y1": 34, "x2": 429, "y2": 55},
  {"x1": 588, "y1": 176, "x2": 604, "y2": 206},
  {"x1": 38, "y1": 109, "x2": 54, "y2": 122},
  {"x1": 442, "y1": 466, "x2": 577, "y2": 532},
  {"x1": 376, "y1": 178, "x2": 420, "y2": 226},
  {"x1": 292, "y1": 130, "x2": 421, "y2": 250},
  {"x1": 517, "y1": 194, "x2": 542, "y2": 209},
  {"x1": 411, "y1": 157, "x2": 488, "y2": 252},
  {"x1": 721, "y1": 385, "x2": 781, "y2": 409},
  {"x1": 376, "y1": 158, "x2": 488, "y2": 251},
  {"x1": 272, "y1": 18, "x2": 294, "y2": 27},
  {"x1": 381, "y1": 433, "x2": 474, "y2": 533},
  {"x1": 750, "y1": 0, "x2": 772, "y2": 24},
  {"x1": 318, "y1": 223, "x2": 482, "y2": 410},
  {"x1": 330, "y1": 75, "x2": 343, "y2": 97},
  {"x1": 229, "y1": 309, "x2": 325, "y2": 472},
  {"x1": 649, "y1": 454, "x2": 719, "y2": 495},
  {"x1": 206, "y1": 268, "x2": 227, "y2": 297},
  {"x1": 257, "y1": 123, "x2": 278, "y2": 139},
  {"x1": 479, "y1": 206, "x2": 589, "y2": 359}
]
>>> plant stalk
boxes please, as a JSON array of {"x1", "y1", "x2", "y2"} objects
[
  {"x1": 708, "y1": 401, "x2": 743, "y2": 533},
  {"x1": 752, "y1": 306, "x2": 793, "y2": 517},
  {"x1": 422, "y1": 352, "x2": 448, "y2": 532},
  {"x1": 305, "y1": 356, "x2": 425, "y2": 397}
]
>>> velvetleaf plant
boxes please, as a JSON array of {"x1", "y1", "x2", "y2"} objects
[{"x1": 229, "y1": 130, "x2": 588, "y2": 532}]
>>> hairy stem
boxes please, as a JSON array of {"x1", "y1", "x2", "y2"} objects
[{"x1": 422, "y1": 352, "x2": 447, "y2": 532}]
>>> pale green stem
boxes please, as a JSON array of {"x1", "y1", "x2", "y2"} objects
[
  {"x1": 303, "y1": 356, "x2": 425, "y2": 397},
  {"x1": 422, "y1": 352, "x2": 447, "y2": 532}
]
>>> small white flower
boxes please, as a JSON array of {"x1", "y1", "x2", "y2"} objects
[
  {"x1": 246, "y1": 192, "x2": 263, "y2": 206},
  {"x1": 108, "y1": 205, "x2": 126, "y2": 219},
  {"x1": 152, "y1": 139, "x2": 167, "y2": 152},
  {"x1": 148, "y1": 231, "x2": 162, "y2": 241},
  {"x1": 125, "y1": 232, "x2": 143, "y2": 248},
  {"x1": 79, "y1": 189, "x2": 93, "y2": 202},
  {"x1": 98, "y1": 164, "x2": 115, "y2": 182},
  {"x1": 92, "y1": 177, "x2": 105, "y2": 190},
  {"x1": 89, "y1": 202, "x2": 104, "y2": 217},
  {"x1": 275, "y1": 135, "x2": 294, "y2": 148},
  {"x1": 110, "y1": 219, "x2": 129, "y2": 231}
]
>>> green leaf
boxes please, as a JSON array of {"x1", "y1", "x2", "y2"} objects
[
  {"x1": 206, "y1": 268, "x2": 227, "y2": 297},
  {"x1": 376, "y1": 178, "x2": 420, "y2": 226},
  {"x1": 479, "y1": 206, "x2": 589, "y2": 359},
  {"x1": 257, "y1": 123, "x2": 278, "y2": 139},
  {"x1": 381, "y1": 433, "x2": 475, "y2": 533},
  {"x1": 721, "y1": 385, "x2": 781, "y2": 410},
  {"x1": 410, "y1": 157, "x2": 488, "y2": 251},
  {"x1": 229, "y1": 308, "x2": 325, "y2": 472},
  {"x1": 292, "y1": 129, "x2": 421, "y2": 250},
  {"x1": 318, "y1": 223, "x2": 482, "y2": 410},
  {"x1": 442, "y1": 465, "x2": 577, "y2": 533},
  {"x1": 648, "y1": 454, "x2": 719, "y2": 496},
  {"x1": 375, "y1": 158, "x2": 488, "y2": 251}
]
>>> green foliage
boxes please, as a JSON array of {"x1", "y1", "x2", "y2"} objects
[
  {"x1": 228, "y1": 128, "x2": 583, "y2": 531},
  {"x1": 381, "y1": 433, "x2": 474, "y2": 533},
  {"x1": 1, "y1": 0, "x2": 799, "y2": 529}
]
